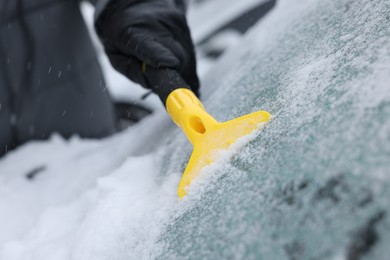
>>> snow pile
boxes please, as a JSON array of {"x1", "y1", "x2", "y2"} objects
[{"x1": 0, "y1": 111, "x2": 176, "y2": 259}]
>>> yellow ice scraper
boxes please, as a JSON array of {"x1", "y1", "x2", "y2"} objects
[{"x1": 145, "y1": 68, "x2": 271, "y2": 198}]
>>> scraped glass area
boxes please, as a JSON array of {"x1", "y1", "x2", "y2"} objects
[{"x1": 159, "y1": 0, "x2": 390, "y2": 259}]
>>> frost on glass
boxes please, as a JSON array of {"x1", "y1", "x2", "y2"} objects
[{"x1": 158, "y1": 0, "x2": 390, "y2": 259}]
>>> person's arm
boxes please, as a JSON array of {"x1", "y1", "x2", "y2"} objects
[{"x1": 94, "y1": 0, "x2": 199, "y2": 103}]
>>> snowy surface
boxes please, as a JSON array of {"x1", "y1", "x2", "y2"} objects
[{"x1": 1, "y1": 0, "x2": 390, "y2": 259}]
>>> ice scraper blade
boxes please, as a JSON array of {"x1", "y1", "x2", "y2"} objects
[
  {"x1": 165, "y1": 88, "x2": 270, "y2": 197},
  {"x1": 144, "y1": 68, "x2": 271, "y2": 198}
]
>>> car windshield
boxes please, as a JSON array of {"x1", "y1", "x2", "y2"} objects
[{"x1": 157, "y1": 0, "x2": 390, "y2": 259}]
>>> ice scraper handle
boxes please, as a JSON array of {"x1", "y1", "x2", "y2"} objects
[
  {"x1": 143, "y1": 68, "x2": 199, "y2": 104},
  {"x1": 144, "y1": 67, "x2": 218, "y2": 146}
]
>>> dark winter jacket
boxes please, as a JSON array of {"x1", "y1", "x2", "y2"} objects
[{"x1": 0, "y1": 0, "x2": 119, "y2": 156}]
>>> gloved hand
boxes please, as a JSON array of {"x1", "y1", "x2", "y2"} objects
[{"x1": 95, "y1": 0, "x2": 200, "y2": 103}]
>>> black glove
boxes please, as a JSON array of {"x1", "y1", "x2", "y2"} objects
[{"x1": 95, "y1": 0, "x2": 200, "y2": 103}]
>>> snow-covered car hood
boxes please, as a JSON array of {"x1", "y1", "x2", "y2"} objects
[{"x1": 1, "y1": 0, "x2": 389, "y2": 259}]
